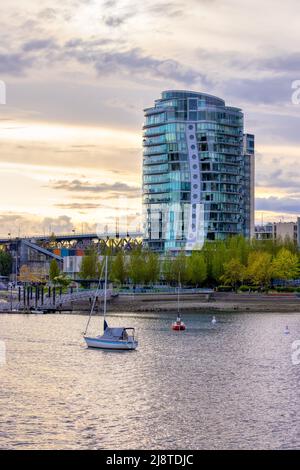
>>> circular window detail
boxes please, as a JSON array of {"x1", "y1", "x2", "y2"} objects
[
  {"x1": 192, "y1": 224, "x2": 196, "y2": 230},
  {"x1": 193, "y1": 194, "x2": 197, "y2": 199},
  {"x1": 189, "y1": 134, "x2": 194, "y2": 139},
  {"x1": 193, "y1": 184, "x2": 198, "y2": 189},
  {"x1": 188, "y1": 125, "x2": 193, "y2": 130},
  {"x1": 193, "y1": 175, "x2": 197, "y2": 179},
  {"x1": 191, "y1": 144, "x2": 196, "y2": 150},
  {"x1": 192, "y1": 213, "x2": 196, "y2": 219},
  {"x1": 192, "y1": 154, "x2": 197, "y2": 159},
  {"x1": 192, "y1": 164, "x2": 197, "y2": 169},
  {"x1": 193, "y1": 204, "x2": 197, "y2": 209}
]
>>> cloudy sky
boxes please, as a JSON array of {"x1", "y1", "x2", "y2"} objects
[{"x1": 0, "y1": 0, "x2": 300, "y2": 236}]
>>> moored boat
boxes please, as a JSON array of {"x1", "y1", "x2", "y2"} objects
[
  {"x1": 84, "y1": 327, "x2": 138, "y2": 350},
  {"x1": 83, "y1": 257, "x2": 138, "y2": 351},
  {"x1": 30, "y1": 308, "x2": 45, "y2": 314}
]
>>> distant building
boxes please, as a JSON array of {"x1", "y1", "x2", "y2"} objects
[
  {"x1": 275, "y1": 221, "x2": 297, "y2": 243},
  {"x1": 255, "y1": 219, "x2": 299, "y2": 244},
  {"x1": 0, "y1": 239, "x2": 63, "y2": 281},
  {"x1": 254, "y1": 223, "x2": 274, "y2": 241},
  {"x1": 142, "y1": 90, "x2": 255, "y2": 252}
]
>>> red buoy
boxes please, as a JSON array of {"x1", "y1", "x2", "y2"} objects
[{"x1": 172, "y1": 316, "x2": 186, "y2": 331}]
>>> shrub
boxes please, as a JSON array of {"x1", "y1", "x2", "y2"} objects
[
  {"x1": 239, "y1": 285, "x2": 260, "y2": 292},
  {"x1": 216, "y1": 285, "x2": 233, "y2": 292},
  {"x1": 275, "y1": 287, "x2": 296, "y2": 292},
  {"x1": 239, "y1": 285, "x2": 251, "y2": 292}
]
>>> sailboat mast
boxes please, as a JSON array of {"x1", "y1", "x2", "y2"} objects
[
  {"x1": 103, "y1": 255, "x2": 108, "y2": 322},
  {"x1": 83, "y1": 256, "x2": 105, "y2": 336},
  {"x1": 177, "y1": 271, "x2": 180, "y2": 316}
]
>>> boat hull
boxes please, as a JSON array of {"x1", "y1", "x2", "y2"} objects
[
  {"x1": 172, "y1": 322, "x2": 186, "y2": 331},
  {"x1": 84, "y1": 336, "x2": 138, "y2": 350}
]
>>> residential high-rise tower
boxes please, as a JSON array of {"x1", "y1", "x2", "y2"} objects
[{"x1": 142, "y1": 90, "x2": 255, "y2": 252}]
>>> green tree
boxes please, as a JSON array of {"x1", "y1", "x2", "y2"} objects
[
  {"x1": 187, "y1": 251, "x2": 207, "y2": 286},
  {"x1": 128, "y1": 249, "x2": 145, "y2": 284},
  {"x1": 54, "y1": 274, "x2": 72, "y2": 288},
  {"x1": 79, "y1": 247, "x2": 101, "y2": 279},
  {"x1": 162, "y1": 256, "x2": 173, "y2": 284},
  {"x1": 226, "y1": 235, "x2": 251, "y2": 265},
  {"x1": 144, "y1": 252, "x2": 160, "y2": 284},
  {"x1": 170, "y1": 251, "x2": 189, "y2": 285},
  {"x1": 111, "y1": 251, "x2": 127, "y2": 284},
  {"x1": 220, "y1": 258, "x2": 245, "y2": 290},
  {"x1": 208, "y1": 241, "x2": 228, "y2": 283},
  {"x1": 271, "y1": 248, "x2": 299, "y2": 280},
  {"x1": 246, "y1": 251, "x2": 272, "y2": 288},
  {"x1": 0, "y1": 251, "x2": 13, "y2": 276},
  {"x1": 49, "y1": 259, "x2": 60, "y2": 282}
]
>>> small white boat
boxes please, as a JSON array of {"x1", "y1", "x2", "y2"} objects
[
  {"x1": 284, "y1": 325, "x2": 290, "y2": 335},
  {"x1": 83, "y1": 257, "x2": 138, "y2": 351},
  {"x1": 30, "y1": 308, "x2": 45, "y2": 314}
]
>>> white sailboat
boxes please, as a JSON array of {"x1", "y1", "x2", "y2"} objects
[{"x1": 83, "y1": 256, "x2": 138, "y2": 351}]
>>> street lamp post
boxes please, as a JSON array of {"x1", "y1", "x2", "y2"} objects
[
  {"x1": 16, "y1": 242, "x2": 18, "y2": 284},
  {"x1": 9, "y1": 282, "x2": 13, "y2": 312},
  {"x1": 72, "y1": 229, "x2": 75, "y2": 281}
]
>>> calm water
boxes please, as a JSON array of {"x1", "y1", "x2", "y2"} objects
[{"x1": 1, "y1": 312, "x2": 300, "y2": 450}]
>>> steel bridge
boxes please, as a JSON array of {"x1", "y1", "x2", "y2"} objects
[
  {"x1": 0, "y1": 231, "x2": 143, "y2": 251},
  {"x1": 0, "y1": 231, "x2": 144, "y2": 279}
]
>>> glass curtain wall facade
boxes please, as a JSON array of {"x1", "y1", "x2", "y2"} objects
[
  {"x1": 142, "y1": 90, "x2": 255, "y2": 252},
  {"x1": 243, "y1": 134, "x2": 255, "y2": 239}
]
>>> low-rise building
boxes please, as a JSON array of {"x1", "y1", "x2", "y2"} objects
[{"x1": 254, "y1": 218, "x2": 299, "y2": 244}]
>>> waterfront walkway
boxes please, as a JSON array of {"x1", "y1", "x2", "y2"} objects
[
  {"x1": 1, "y1": 290, "x2": 300, "y2": 314},
  {"x1": 0, "y1": 288, "x2": 112, "y2": 312}
]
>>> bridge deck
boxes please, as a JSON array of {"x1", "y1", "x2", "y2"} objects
[{"x1": 0, "y1": 232, "x2": 143, "y2": 244}]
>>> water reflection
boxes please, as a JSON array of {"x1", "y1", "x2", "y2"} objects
[{"x1": 0, "y1": 312, "x2": 300, "y2": 449}]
